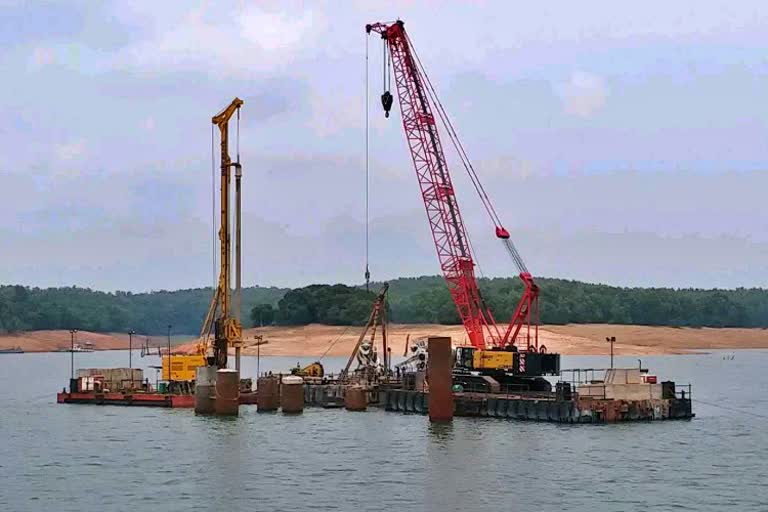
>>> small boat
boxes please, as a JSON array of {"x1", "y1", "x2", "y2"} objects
[
  {"x1": 57, "y1": 342, "x2": 95, "y2": 353},
  {"x1": 76, "y1": 342, "x2": 95, "y2": 352},
  {"x1": 0, "y1": 347, "x2": 24, "y2": 354}
]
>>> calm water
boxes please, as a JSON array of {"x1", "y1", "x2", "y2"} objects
[{"x1": 1, "y1": 350, "x2": 767, "y2": 511}]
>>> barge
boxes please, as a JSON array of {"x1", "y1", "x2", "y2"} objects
[
  {"x1": 57, "y1": 356, "x2": 693, "y2": 423},
  {"x1": 56, "y1": 368, "x2": 257, "y2": 408},
  {"x1": 301, "y1": 366, "x2": 694, "y2": 423},
  {"x1": 57, "y1": 389, "x2": 195, "y2": 408},
  {"x1": 57, "y1": 369, "x2": 196, "y2": 408}
]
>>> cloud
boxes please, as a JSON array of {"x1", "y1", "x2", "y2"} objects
[
  {"x1": 28, "y1": 46, "x2": 55, "y2": 69},
  {"x1": 556, "y1": 71, "x2": 609, "y2": 118},
  {"x1": 53, "y1": 139, "x2": 86, "y2": 161},
  {"x1": 3, "y1": 142, "x2": 768, "y2": 290},
  {"x1": 238, "y1": 8, "x2": 315, "y2": 52},
  {"x1": 116, "y1": 5, "x2": 320, "y2": 76},
  {"x1": 5, "y1": 1, "x2": 768, "y2": 292},
  {"x1": 476, "y1": 155, "x2": 538, "y2": 179},
  {"x1": 307, "y1": 90, "x2": 361, "y2": 137}
]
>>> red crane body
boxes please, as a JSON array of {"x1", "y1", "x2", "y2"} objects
[{"x1": 367, "y1": 20, "x2": 540, "y2": 353}]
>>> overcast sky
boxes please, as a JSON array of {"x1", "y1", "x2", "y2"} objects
[{"x1": 2, "y1": 1, "x2": 767, "y2": 291}]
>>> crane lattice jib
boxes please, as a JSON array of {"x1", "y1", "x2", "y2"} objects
[
  {"x1": 367, "y1": 20, "x2": 540, "y2": 352},
  {"x1": 368, "y1": 21, "x2": 502, "y2": 349}
]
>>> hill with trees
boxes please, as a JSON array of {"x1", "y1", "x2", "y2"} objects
[
  {"x1": 381, "y1": 276, "x2": 767, "y2": 328},
  {"x1": 0, "y1": 285, "x2": 286, "y2": 335},
  {"x1": 1, "y1": 276, "x2": 767, "y2": 335}
]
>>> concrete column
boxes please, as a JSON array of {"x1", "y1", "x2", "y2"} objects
[
  {"x1": 427, "y1": 336, "x2": 454, "y2": 422},
  {"x1": 256, "y1": 376, "x2": 280, "y2": 411},
  {"x1": 194, "y1": 366, "x2": 218, "y2": 414},
  {"x1": 281, "y1": 376, "x2": 304, "y2": 414},
  {"x1": 214, "y1": 369, "x2": 240, "y2": 416},
  {"x1": 344, "y1": 385, "x2": 368, "y2": 411}
]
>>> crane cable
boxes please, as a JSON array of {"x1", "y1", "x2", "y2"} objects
[
  {"x1": 235, "y1": 107, "x2": 241, "y2": 298},
  {"x1": 397, "y1": 33, "x2": 488, "y2": 280},
  {"x1": 405, "y1": 32, "x2": 529, "y2": 275},
  {"x1": 211, "y1": 124, "x2": 217, "y2": 290},
  {"x1": 692, "y1": 398, "x2": 768, "y2": 420},
  {"x1": 405, "y1": 33, "x2": 501, "y2": 228},
  {"x1": 319, "y1": 325, "x2": 354, "y2": 361},
  {"x1": 364, "y1": 32, "x2": 371, "y2": 291}
]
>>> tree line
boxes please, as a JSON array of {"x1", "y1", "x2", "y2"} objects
[
  {"x1": 0, "y1": 285, "x2": 286, "y2": 335},
  {"x1": 380, "y1": 276, "x2": 768, "y2": 328},
  {"x1": 1, "y1": 276, "x2": 767, "y2": 335}
]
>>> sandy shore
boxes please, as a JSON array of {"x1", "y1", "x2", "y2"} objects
[
  {"x1": 0, "y1": 330, "x2": 189, "y2": 353},
  {"x1": 0, "y1": 330, "x2": 135, "y2": 352},
  {"x1": 5, "y1": 324, "x2": 761, "y2": 356},
  {"x1": 229, "y1": 323, "x2": 768, "y2": 357}
]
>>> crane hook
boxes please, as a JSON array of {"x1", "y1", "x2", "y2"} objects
[{"x1": 381, "y1": 91, "x2": 393, "y2": 118}]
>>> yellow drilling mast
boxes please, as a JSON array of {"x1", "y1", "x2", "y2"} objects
[{"x1": 199, "y1": 97, "x2": 244, "y2": 370}]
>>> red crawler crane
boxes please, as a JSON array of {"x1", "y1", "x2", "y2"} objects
[{"x1": 366, "y1": 20, "x2": 540, "y2": 354}]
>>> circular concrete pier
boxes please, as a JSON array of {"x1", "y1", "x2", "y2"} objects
[{"x1": 214, "y1": 369, "x2": 240, "y2": 416}]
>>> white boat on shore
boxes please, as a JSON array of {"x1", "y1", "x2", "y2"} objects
[{"x1": 57, "y1": 342, "x2": 95, "y2": 353}]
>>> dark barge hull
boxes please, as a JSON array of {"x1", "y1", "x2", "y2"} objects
[
  {"x1": 378, "y1": 388, "x2": 694, "y2": 423},
  {"x1": 57, "y1": 391, "x2": 259, "y2": 408},
  {"x1": 302, "y1": 384, "x2": 694, "y2": 423},
  {"x1": 57, "y1": 391, "x2": 195, "y2": 408}
]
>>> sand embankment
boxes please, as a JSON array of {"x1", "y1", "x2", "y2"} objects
[
  {"x1": 3, "y1": 324, "x2": 767, "y2": 356},
  {"x1": 0, "y1": 330, "x2": 187, "y2": 353},
  {"x1": 0, "y1": 330, "x2": 133, "y2": 352},
  {"x1": 181, "y1": 323, "x2": 768, "y2": 357}
]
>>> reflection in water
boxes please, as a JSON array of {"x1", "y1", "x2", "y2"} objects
[
  {"x1": 0, "y1": 352, "x2": 767, "y2": 512},
  {"x1": 427, "y1": 420, "x2": 455, "y2": 446}
]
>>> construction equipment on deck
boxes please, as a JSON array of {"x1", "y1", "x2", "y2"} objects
[
  {"x1": 162, "y1": 354, "x2": 206, "y2": 381},
  {"x1": 396, "y1": 336, "x2": 427, "y2": 373},
  {"x1": 199, "y1": 97, "x2": 245, "y2": 370},
  {"x1": 291, "y1": 361, "x2": 325, "y2": 378},
  {"x1": 366, "y1": 20, "x2": 559, "y2": 381},
  {"x1": 342, "y1": 283, "x2": 391, "y2": 382}
]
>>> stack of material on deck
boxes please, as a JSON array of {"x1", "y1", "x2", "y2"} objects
[
  {"x1": 578, "y1": 368, "x2": 662, "y2": 400},
  {"x1": 77, "y1": 368, "x2": 143, "y2": 391}
]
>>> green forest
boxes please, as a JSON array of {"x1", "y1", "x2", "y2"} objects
[
  {"x1": 0, "y1": 285, "x2": 286, "y2": 335},
  {"x1": 1, "y1": 276, "x2": 767, "y2": 335}
]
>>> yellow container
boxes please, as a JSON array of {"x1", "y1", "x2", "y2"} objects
[
  {"x1": 472, "y1": 350, "x2": 514, "y2": 370},
  {"x1": 162, "y1": 354, "x2": 206, "y2": 381}
]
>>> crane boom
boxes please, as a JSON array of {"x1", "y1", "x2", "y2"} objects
[
  {"x1": 367, "y1": 20, "x2": 540, "y2": 352},
  {"x1": 199, "y1": 97, "x2": 244, "y2": 368}
]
